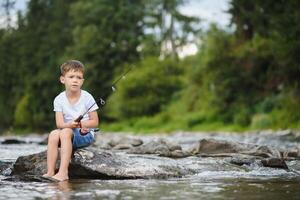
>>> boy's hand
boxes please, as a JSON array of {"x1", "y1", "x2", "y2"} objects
[
  {"x1": 80, "y1": 127, "x2": 89, "y2": 135},
  {"x1": 69, "y1": 121, "x2": 81, "y2": 128}
]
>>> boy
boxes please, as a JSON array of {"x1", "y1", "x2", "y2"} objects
[{"x1": 42, "y1": 60, "x2": 99, "y2": 182}]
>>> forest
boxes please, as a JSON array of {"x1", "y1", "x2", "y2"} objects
[{"x1": 1, "y1": 0, "x2": 300, "y2": 133}]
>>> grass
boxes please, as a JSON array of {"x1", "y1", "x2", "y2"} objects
[{"x1": 101, "y1": 118, "x2": 258, "y2": 134}]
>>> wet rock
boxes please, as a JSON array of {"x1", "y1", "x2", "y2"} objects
[
  {"x1": 12, "y1": 148, "x2": 195, "y2": 179},
  {"x1": 2, "y1": 167, "x2": 12, "y2": 176},
  {"x1": 128, "y1": 139, "x2": 190, "y2": 158},
  {"x1": 3, "y1": 175, "x2": 47, "y2": 182},
  {"x1": 2, "y1": 138, "x2": 26, "y2": 144},
  {"x1": 261, "y1": 158, "x2": 289, "y2": 169},
  {"x1": 0, "y1": 161, "x2": 13, "y2": 176},
  {"x1": 243, "y1": 145, "x2": 282, "y2": 158},
  {"x1": 113, "y1": 144, "x2": 133, "y2": 150},
  {"x1": 12, "y1": 150, "x2": 49, "y2": 176},
  {"x1": 170, "y1": 150, "x2": 191, "y2": 158},
  {"x1": 287, "y1": 160, "x2": 300, "y2": 171},
  {"x1": 38, "y1": 136, "x2": 48, "y2": 145},
  {"x1": 190, "y1": 138, "x2": 251, "y2": 154},
  {"x1": 9, "y1": 131, "x2": 300, "y2": 181},
  {"x1": 191, "y1": 138, "x2": 281, "y2": 158},
  {"x1": 277, "y1": 129, "x2": 300, "y2": 142},
  {"x1": 93, "y1": 134, "x2": 143, "y2": 150},
  {"x1": 284, "y1": 150, "x2": 300, "y2": 158},
  {"x1": 229, "y1": 155, "x2": 289, "y2": 170},
  {"x1": 230, "y1": 157, "x2": 257, "y2": 166},
  {"x1": 108, "y1": 136, "x2": 143, "y2": 147}
]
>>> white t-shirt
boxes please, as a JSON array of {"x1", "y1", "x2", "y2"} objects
[{"x1": 53, "y1": 90, "x2": 99, "y2": 123}]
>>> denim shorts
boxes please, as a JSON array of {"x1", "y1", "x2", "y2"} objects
[{"x1": 72, "y1": 128, "x2": 95, "y2": 149}]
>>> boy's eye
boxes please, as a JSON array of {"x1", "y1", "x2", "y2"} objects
[{"x1": 67, "y1": 75, "x2": 83, "y2": 80}]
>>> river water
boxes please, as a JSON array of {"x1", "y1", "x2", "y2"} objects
[{"x1": 1, "y1": 131, "x2": 300, "y2": 200}]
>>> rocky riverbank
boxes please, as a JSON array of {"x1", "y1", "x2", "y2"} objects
[{"x1": 1, "y1": 130, "x2": 300, "y2": 181}]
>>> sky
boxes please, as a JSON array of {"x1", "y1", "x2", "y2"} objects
[
  {"x1": 181, "y1": 0, "x2": 231, "y2": 29},
  {"x1": 2, "y1": 0, "x2": 231, "y2": 57}
]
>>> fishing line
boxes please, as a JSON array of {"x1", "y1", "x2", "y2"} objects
[{"x1": 75, "y1": 66, "x2": 133, "y2": 123}]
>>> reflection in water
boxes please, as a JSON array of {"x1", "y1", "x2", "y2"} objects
[
  {"x1": 49, "y1": 181, "x2": 72, "y2": 200},
  {"x1": 56, "y1": 181, "x2": 72, "y2": 192},
  {"x1": 218, "y1": 179, "x2": 300, "y2": 200},
  {"x1": 1, "y1": 176, "x2": 300, "y2": 199}
]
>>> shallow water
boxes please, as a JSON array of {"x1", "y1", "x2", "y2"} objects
[
  {"x1": 1, "y1": 132, "x2": 300, "y2": 200},
  {"x1": 1, "y1": 175, "x2": 300, "y2": 200}
]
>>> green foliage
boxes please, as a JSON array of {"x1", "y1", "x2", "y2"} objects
[
  {"x1": 183, "y1": 25, "x2": 236, "y2": 123},
  {"x1": 0, "y1": 30, "x2": 21, "y2": 130},
  {"x1": 229, "y1": 0, "x2": 300, "y2": 90},
  {"x1": 255, "y1": 96, "x2": 278, "y2": 114},
  {"x1": 0, "y1": 0, "x2": 200, "y2": 132},
  {"x1": 18, "y1": 0, "x2": 75, "y2": 130},
  {"x1": 250, "y1": 114, "x2": 272, "y2": 129},
  {"x1": 266, "y1": 92, "x2": 300, "y2": 129},
  {"x1": 106, "y1": 57, "x2": 182, "y2": 119},
  {"x1": 14, "y1": 94, "x2": 31, "y2": 128},
  {"x1": 66, "y1": 0, "x2": 145, "y2": 101},
  {"x1": 103, "y1": 1, "x2": 300, "y2": 133},
  {"x1": 2, "y1": 0, "x2": 300, "y2": 133},
  {"x1": 233, "y1": 107, "x2": 251, "y2": 127}
]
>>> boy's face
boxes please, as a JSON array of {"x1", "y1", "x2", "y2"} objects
[{"x1": 60, "y1": 70, "x2": 84, "y2": 93}]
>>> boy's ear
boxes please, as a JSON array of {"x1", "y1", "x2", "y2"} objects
[{"x1": 60, "y1": 76, "x2": 65, "y2": 84}]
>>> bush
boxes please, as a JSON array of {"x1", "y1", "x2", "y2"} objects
[
  {"x1": 106, "y1": 57, "x2": 182, "y2": 119},
  {"x1": 233, "y1": 107, "x2": 251, "y2": 127},
  {"x1": 255, "y1": 96, "x2": 278, "y2": 113},
  {"x1": 250, "y1": 113, "x2": 272, "y2": 129},
  {"x1": 14, "y1": 94, "x2": 32, "y2": 128}
]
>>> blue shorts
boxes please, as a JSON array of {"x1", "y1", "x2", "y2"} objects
[{"x1": 72, "y1": 128, "x2": 95, "y2": 149}]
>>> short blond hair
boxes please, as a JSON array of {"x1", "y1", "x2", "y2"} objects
[{"x1": 60, "y1": 60, "x2": 85, "y2": 76}]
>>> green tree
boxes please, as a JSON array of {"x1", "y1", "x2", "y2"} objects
[
  {"x1": 0, "y1": 29, "x2": 22, "y2": 130},
  {"x1": 229, "y1": 0, "x2": 300, "y2": 91},
  {"x1": 13, "y1": 0, "x2": 76, "y2": 130},
  {"x1": 65, "y1": 0, "x2": 146, "y2": 112}
]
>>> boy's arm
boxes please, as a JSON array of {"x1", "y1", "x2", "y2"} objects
[
  {"x1": 55, "y1": 111, "x2": 79, "y2": 129},
  {"x1": 80, "y1": 111, "x2": 99, "y2": 128}
]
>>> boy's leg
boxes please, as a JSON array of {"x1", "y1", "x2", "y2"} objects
[
  {"x1": 52, "y1": 128, "x2": 73, "y2": 181},
  {"x1": 43, "y1": 129, "x2": 60, "y2": 177}
]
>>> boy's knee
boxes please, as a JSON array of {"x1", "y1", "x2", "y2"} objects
[
  {"x1": 48, "y1": 129, "x2": 60, "y2": 143},
  {"x1": 60, "y1": 128, "x2": 73, "y2": 139}
]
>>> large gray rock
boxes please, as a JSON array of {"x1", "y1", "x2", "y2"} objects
[
  {"x1": 11, "y1": 137, "x2": 297, "y2": 180},
  {"x1": 191, "y1": 138, "x2": 282, "y2": 158},
  {"x1": 12, "y1": 148, "x2": 196, "y2": 179}
]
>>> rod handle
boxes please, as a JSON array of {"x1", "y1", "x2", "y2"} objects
[{"x1": 75, "y1": 115, "x2": 83, "y2": 123}]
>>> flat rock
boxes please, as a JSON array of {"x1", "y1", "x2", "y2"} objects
[
  {"x1": 12, "y1": 148, "x2": 196, "y2": 179},
  {"x1": 191, "y1": 138, "x2": 282, "y2": 158}
]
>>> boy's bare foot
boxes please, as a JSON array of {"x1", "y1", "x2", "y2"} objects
[
  {"x1": 42, "y1": 173, "x2": 55, "y2": 178},
  {"x1": 51, "y1": 173, "x2": 69, "y2": 182}
]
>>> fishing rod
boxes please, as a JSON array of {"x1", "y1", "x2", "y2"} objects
[{"x1": 74, "y1": 66, "x2": 133, "y2": 123}]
